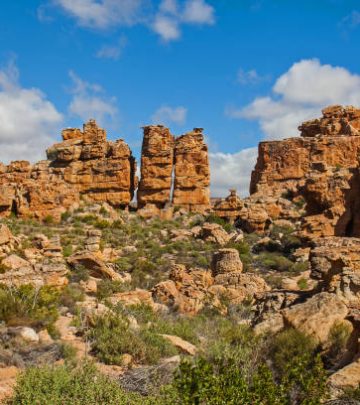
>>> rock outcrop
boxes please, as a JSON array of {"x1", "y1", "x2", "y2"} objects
[
  {"x1": 138, "y1": 126, "x2": 211, "y2": 214},
  {"x1": 0, "y1": 120, "x2": 136, "y2": 220},
  {"x1": 137, "y1": 125, "x2": 174, "y2": 209},
  {"x1": 249, "y1": 105, "x2": 360, "y2": 237},
  {"x1": 0, "y1": 120, "x2": 211, "y2": 220},
  {"x1": 152, "y1": 249, "x2": 269, "y2": 314},
  {"x1": 173, "y1": 129, "x2": 210, "y2": 212},
  {"x1": 47, "y1": 119, "x2": 137, "y2": 208}
]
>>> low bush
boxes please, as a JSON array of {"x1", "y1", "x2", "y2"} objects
[
  {"x1": 325, "y1": 321, "x2": 353, "y2": 366},
  {"x1": 258, "y1": 252, "x2": 294, "y2": 272},
  {"x1": 89, "y1": 310, "x2": 177, "y2": 365},
  {"x1": 96, "y1": 279, "x2": 130, "y2": 300},
  {"x1": 204, "y1": 213, "x2": 234, "y2": 233},
  {"x1": 0, "y1": 284, "x2": 60, "y2": 331},
  {"x1": 9, "y1": 362, "x2": 147, "y2": 404}
]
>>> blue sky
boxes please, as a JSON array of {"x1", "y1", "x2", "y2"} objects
[{"x1": 1, "y1": 0, "x2": 360, "y2": 196}]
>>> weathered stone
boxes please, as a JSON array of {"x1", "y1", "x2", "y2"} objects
[
  {"x1": 211, "y1": 248, "x2": 243, "y2": 276},
  {"x1": 0, "y1": 225, "x2": 12, "y2": 246},
  {"x1": 213, "y1": 189, "x2": 243, "y2": 222},
  {"x1": 1, "y1": 254, "x2": 29, "y2": 270},
  {"x1": 173, "y1": 128, "x2": 210, "y2": 212},
  {"x1": 310, "y1": 237, "x2": 360, "y2": 303},
  {"x1": 282, "y1": 292, "x2": 349, "y2": 343},
  {"x1": 250, "y1": 105, "x2": 360, "y2": 238},
  {"x1": 328, "y1": 358, "x2": 360, "y2": 391},
  {"x1": 137, "y1": 125, "x2": 174, "y2": 209},
  {"x1": 67, "y1": 252, "x2": 122, "y2": 281},
  {"x1": 199, "y1": 222, "x2": 231, "y2": 246},
  {"x1": 152, "y1": 264, "x2": 214, "y2": 315},
  {"x1": 160, "y1": 334, "x2": 197, "y2": 355},
  {"x1": 0, "y1": 119, "x2": 136, "y2": 221}
]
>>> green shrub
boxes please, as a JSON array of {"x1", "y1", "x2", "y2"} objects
[
  {"x1": 269, "y1": 328, "x2": 317, "y2": 376},
  {"x1": 258, "y1": 252, "x2": 294, "y2": 272},
  {"x1": 326, "y1": 321, "x2": 352, "y2": 365},
  {"x1": 89, "y1": 311, "x2": 176, "y2": 365},
  {"x1": 9, "y1": 362, "x2": 146, "y2": 404},
  {"x1": 43, "y1": 215, "x2": 54, "y2": 225},
  {"x1": 96, "y1": 280, "x2": 130, "y2": 300},
  {"x1": 205, "y1": 213, "x2": 234, "y2": 233},
  {"x1": 61, "y1": 211, "x2": 71, "y2": 222},
  {"x1": 59, "y1": 284, "x2": 85, "y2": 313},
  {"x1": 0, "y1": 284, "x2": 59, "y2": 330},
  {"x1": 168, "y1": 337, "x2": 328, "y2": 405},
  {"x1": 62, "y1": 244, "x2": 73, "y2": 257},
  {"x1": 69, "y1": 264, "x2": 90, "y2": 283},
  {"x1": 297, "y1": 277, "x2": 308, "y2": 290}
]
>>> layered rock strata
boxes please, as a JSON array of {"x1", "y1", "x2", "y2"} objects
[
  {"x1": 0, "y1": 120, "x2": 136, "y2": 220},
  {"x1": 47, "y1": 119, "x2": 136, "y2": 208},
  {"x1": 249, "y1": 105, "x2": 360, "y2": 237},
  {"x1": 137, "y1": 125, "x2": 174, "y2": 209},
  {"x1": 173, "y1": 128, "x2": 210, "y2": 212},
  {"x1": 138, "y1": 126, "x2": 211, "y2": 213}
]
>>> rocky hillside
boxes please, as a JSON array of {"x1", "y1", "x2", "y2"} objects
[{"x1": 1, "y1": 106, "x2": 360, "y2": 404}]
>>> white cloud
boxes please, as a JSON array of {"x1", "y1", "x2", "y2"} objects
[
  {"x1": 68, "y1": 71, "x2": 119, "y2": 126},
  {"x1": 152, "y1": 15, "x2": 180, "y2": 41},
  {"x1": 0, "y1": 60, "x2": 63, "y2": 163},
  {"x1": 237, "y1": 68, "x2": 269, "y2": 85},
  {"x1": 182, "y1": 0, "x2": 215, "y2": 24},
  {"x1": 210, "y1": 147, "x2": 258, "y2": 197},
  {"x1": 153, "y1": 0, "x2": 215, "y2": 41},
  {"x1": 151, "y1": 105, "x2": 187, "y2": 126},
  {"x1": 54, "y1": 0, "x2": 144, "y2": 29},
  {"x1": 229, "y1": 59, "x2": 360, "y2": 140},
  {"x1": 96, "y1": 36, "x2": 127, "y2": 60},
  {"x1": 52, "y1": 0, "x2": 215, "y2": 41}
]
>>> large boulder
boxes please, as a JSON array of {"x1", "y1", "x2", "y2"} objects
[{"x1": 282, "y1": 292, "x2": 349, "y2": 343}]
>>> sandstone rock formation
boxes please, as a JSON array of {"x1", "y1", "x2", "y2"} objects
[
  {"x1": 0, "y1": 119, "x2": 211, "y2": 220},
  {"x1": 138, "y1": 126, "x2": 210, "y2": 213},
  {"x1": 137, "y1": 125, "x2": 174, "y2": 209},
  {"x1": 281, "y1": 292, "x2": 349, "y2": 344},
  {"x1": 249, "y1": 105, "x2": 360, "y2": 237},
  {"x1": 310, "y1": 237, "x2": 360, "y2": 304},
  {"x1": 152, "y1": 249, "x2": 268, "y2": 314},
  {"x1": 173, "y1": 128, "x2": 210, "y2": 212},
  {"x1": 213, "y1": 189, "x2": 243, "y2": 223},
  {"x1": 0, "y1": 120, "x2": 136, "y2": 221},
  {"x1": 47, "y1": 119, "x2": 136, "y2": 208}
]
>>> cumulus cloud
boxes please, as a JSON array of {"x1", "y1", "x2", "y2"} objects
[
  {"x1": 210, "y1": 147, "x2": 258, "y2": 197},
  {"x1": 151, "y1": 0, "x2": 215, "y2": 41},
  {"x1": 96, "y1": 36, "x2": 127, "y2": 60},
  {"x1": 152, "y1": 15, "x2": 181, "y2": 41},
  {"x1": 182, "y1": 0, "x2": 215, "y2": 24},
  {"x1": 68, "y1": 71, "x2": 119, "y2": 126},
  {"x1": 0, "y1": 60, "x2": 63, "y2": 163},
  {"x1": 228, "y1": 59, "x2": 360, "y2": 139},
  {"x1": 51, "y1": 0, "x2": 215, "y2": 41},
  {"x1": 53, "y1": 0, "x2": 144, "y2": 29},
  {"x1": 151, "y1": 105, "x2": 187, "y2": 126},
  {"x1": 237, "y1": 68, "x2": 269, "y2": 85}
]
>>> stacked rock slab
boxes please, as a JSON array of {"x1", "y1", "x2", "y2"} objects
[
  {"x1": 0, "y1": 120, "x2": 136, "y2": 220},
  {"x1": 0, "y1": 160, "x2": 79, "y2": 220},
  {"x1": 137, "y1": 125, "x2": 174, "y2": 209},
  {"x1": 249, "y1": 105, "x2": 360, "y2": 237},
  {"x1": 47, "y1": 119, "x2": 136, "y2": 208},
  {"x1": 213, "y1": 189, "x2": 243, "y2": 222},
  {"x1": 137, "y1": 126, "x2": 211, "y2": 213},
  {"x1": 173, "y1": 129, "x2": 210, "y2": 212}
]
